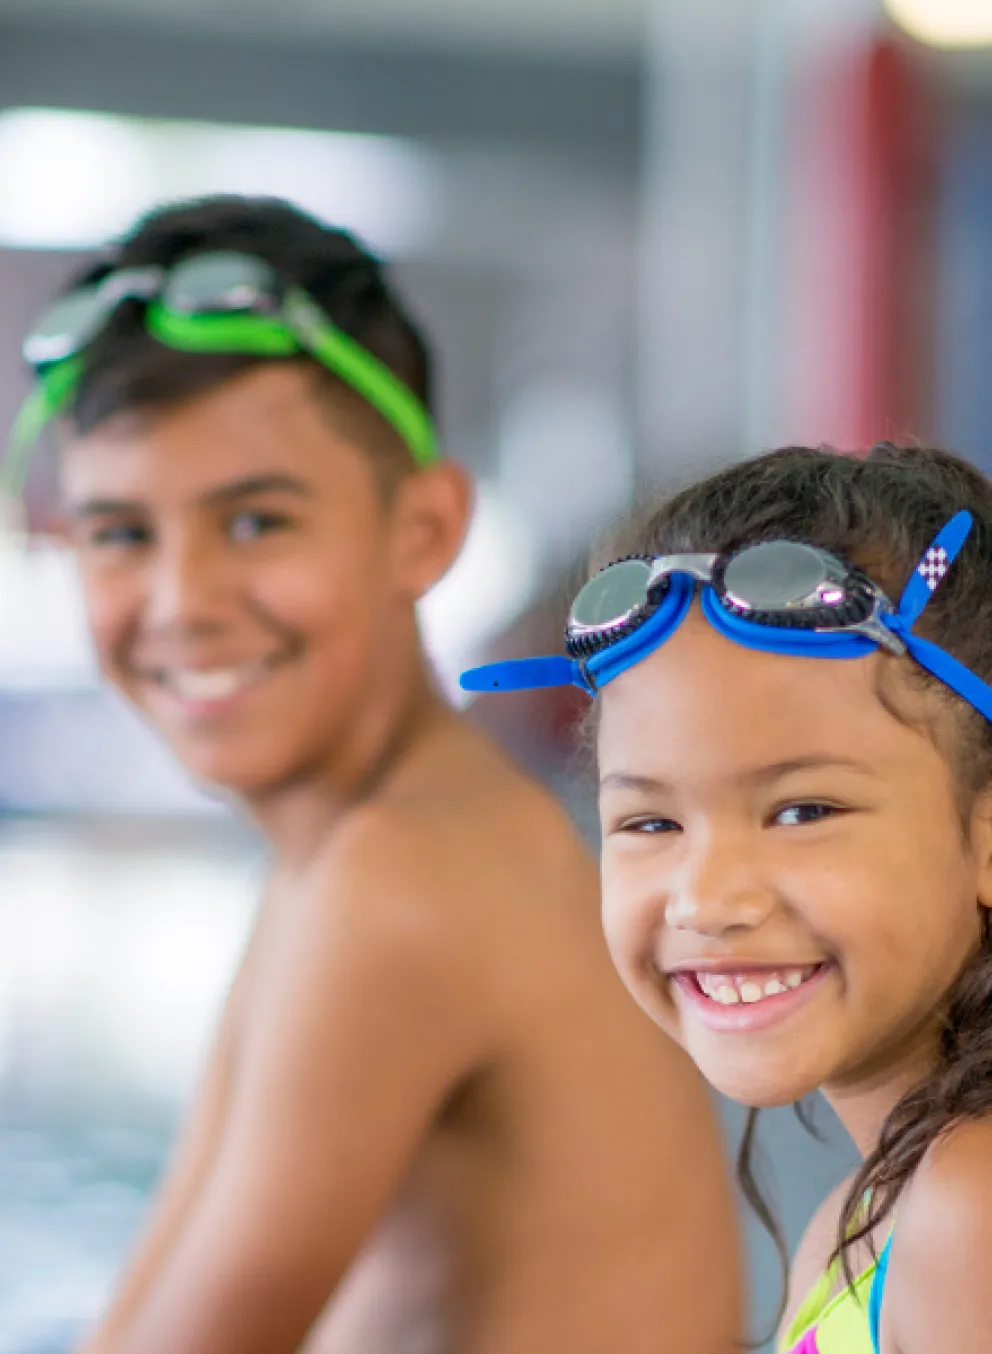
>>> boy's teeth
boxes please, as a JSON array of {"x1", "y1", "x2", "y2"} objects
[
  {"x1": 696, "y1": 967, "x2": 815, "y2": 1006},
  {"x1": 168, "y1": 664, "x2": 263, "y2": 701}
]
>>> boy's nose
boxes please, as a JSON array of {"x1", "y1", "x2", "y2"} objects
[{"x1": 143, "y1": 534, "x2": 235, "y2": 633}]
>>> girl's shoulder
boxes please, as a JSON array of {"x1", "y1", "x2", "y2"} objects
[
  {"x1": 780, "y1": 1173, "x2": 863, "y2": 1342},
  {"x1": 884, "y1": 1119, "x2": 992, "y2": 1352},
  {"x1": 899, "y1": 1116, "x2": 992, "y2": 1239}
]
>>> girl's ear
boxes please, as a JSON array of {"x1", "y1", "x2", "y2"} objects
[{"x1": 972, "y1": 786, "x2": 992, "y2": 913}]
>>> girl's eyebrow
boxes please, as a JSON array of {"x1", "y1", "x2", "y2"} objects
[{"x1": 600, "y1": 755, "x2": 877, "y2": 795}]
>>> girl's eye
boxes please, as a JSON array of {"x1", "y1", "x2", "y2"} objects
[
  {"x1": 617, "y1": 817, "x2": 682, "y2": 835},
  {"x1": 775, "y1": 803, "x2": 837, "y2": 827},
  {"x1": 89, "y1": 521, "x2": 151, "y2": 549},
  {"x1": 229, "y1": 510, "x2": 291, "y2": 543}
]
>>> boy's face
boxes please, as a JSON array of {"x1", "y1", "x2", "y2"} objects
[
  {"x1": 597, "y1": 608, "x2": 992, "y2": 1110},
  {"x1": 59, "y1": 363, "x2": 465, "y2": 796}
]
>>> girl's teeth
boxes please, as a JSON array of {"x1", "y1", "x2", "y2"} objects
[{"x1": 696, "y1": 966, "x2": 816, "y2": 1006}]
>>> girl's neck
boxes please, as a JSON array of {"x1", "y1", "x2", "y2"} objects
[{"x1": 823, "y1": 1019, "x2": 940, "y2": 1156}]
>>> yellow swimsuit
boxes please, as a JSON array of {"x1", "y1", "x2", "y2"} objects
[{"x1": 778, "y1": 1232, "x2": 892, "y2": 1354}]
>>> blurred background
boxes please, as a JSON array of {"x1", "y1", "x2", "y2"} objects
[{"x1": 0, "y1": 0, "x2": 991, "y2": 1347}]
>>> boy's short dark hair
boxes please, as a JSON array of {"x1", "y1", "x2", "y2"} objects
[{"x1": 64, "y1": 195, "x2": 434, "y2": 478}]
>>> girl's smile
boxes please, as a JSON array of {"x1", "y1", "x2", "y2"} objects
[{"x1": 667, "y1": 961, "x2": 831, "y2": 1033}]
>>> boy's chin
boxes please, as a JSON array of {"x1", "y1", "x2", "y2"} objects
[{"x1": 166, "y1": 738, "x2": 312, "y2": 804}]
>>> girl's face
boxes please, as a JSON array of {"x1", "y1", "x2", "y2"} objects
[{"x1": 598, "y1": 607, "x2": 992, "y2": 1110}]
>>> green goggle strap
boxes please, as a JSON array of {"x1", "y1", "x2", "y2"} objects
[
  {"x1": 148, "y1": 293, "x2": 439, "y2": 466},
  {"x1": 2, "y1": 356, "x2": 86, "y2": 497}
]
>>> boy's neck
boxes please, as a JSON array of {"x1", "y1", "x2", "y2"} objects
[{"x1": 244, "y1": 656, "x2": 456, "y2": 869}]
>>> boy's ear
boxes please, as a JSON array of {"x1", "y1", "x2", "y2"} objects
[{"x1": 388, "y1": 461, "x2": 473, "y2": 601}]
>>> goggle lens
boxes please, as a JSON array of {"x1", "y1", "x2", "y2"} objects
[
  {"x1": 162, "y1": 252, "x2": 278, "y2": 316},
  {"x1": 570, "y1": 558, "x2": 654, "y2": 631},
  {"x1": 23, "y1": 288, "x2": 108, "y2": 367},
  {"x1": 721, "y1": 541, "x2": 832, "y2": 611}
]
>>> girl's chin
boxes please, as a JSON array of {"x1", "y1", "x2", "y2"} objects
[{"x1": 686, "y1": 1058, "x2": 824, "y2": 1110}]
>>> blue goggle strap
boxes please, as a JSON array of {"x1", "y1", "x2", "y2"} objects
[
  {"x1": 458, "y1": 574, "x2": 697, "y2": 695},
  {"x1": 883, "y1": 509, "x2": 992, "y2": 717},
  {"x1": 583, "y1": 574, "x2": 695, "y2": 686},
  {"x1": 898, "y1": 629, "x2": 992, "y2": 723},
  {"x1": 699, "y1": 588, "x2": 881, "y2": 659},
  {"x1": 459, "y1": 654, "x2": 587, "y2": 694},
  {"x1": 896, "y1": 510, "x2": 973, "y2": 626},
  {"x1": 459, "y1": 568, "x2": 880, "y2": 695}
]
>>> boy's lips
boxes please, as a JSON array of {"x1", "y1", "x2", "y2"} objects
[
  {"x1": 666, "y1": 961, "x2": 833, "y2": 1033},
  {"x1": 139, "y1": 654, "x2": 289, "y2": 714}
]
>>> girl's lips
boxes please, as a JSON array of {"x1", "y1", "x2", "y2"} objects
[{"x1": 669, "y1": 961, "x2": 834, "y2": 1033}]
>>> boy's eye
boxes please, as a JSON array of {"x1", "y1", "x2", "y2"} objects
[
  {"x1": 775, "y1": 803, "x2": 837, "y2": 827},
  {"x1": 228, "y1": 510, "x2": 291, "y2": 542},
  {"x1": 89, "y1": 521, "x2": 151, "y2": 549}
]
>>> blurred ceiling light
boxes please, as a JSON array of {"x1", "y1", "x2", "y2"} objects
[
  {"x1": 0, "y1": 108, "x2": 439, "y2": 253},
  {"x1": 884, "y1": 0, "x2": 992, "y2": 47}
]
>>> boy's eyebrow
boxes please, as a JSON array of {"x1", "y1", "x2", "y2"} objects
[
  {"x1": 600, "y1": 755, "x2": 877, "y2": 794},
  {"x1": 66, "y1": 495, "x2": 143, "y2": 520},
  {"x1": 200, "y1": 473, "x2": 312, "y2": 506},
  {"x1": 67, "y1": 474, "x2": 312, "y2": 519}
]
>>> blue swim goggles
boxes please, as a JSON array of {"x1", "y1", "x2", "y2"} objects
[{"x1": 460, "y1": 511, "x2": 992, "y2": 722}]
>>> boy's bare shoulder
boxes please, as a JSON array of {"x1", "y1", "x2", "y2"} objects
[
  {"x1": 293, "y1": 725, "x2": 598, "y2": 1002},
  {"x1": 318, "y1": 724, "x2": 592, "y2": 909}
]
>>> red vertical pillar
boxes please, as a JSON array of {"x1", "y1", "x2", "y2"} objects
[{"x1": 783, "y1": 34, "x2": 938, "y2": 450}]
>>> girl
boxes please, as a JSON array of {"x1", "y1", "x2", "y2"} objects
[{"x1": 463, "y1": 442, "x2": 992, "y2": 1353}]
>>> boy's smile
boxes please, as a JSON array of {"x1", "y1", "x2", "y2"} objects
[{"x1": 598, "y1": 608, "x2": 992, "y2": 1117}]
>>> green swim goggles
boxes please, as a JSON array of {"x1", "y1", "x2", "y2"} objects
[{"x1": 4, "y1": 249, "x2": 439, "y2": 498}]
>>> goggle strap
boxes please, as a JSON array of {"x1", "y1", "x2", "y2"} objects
[
  {"x1": 2, "y1": 357, "x2": 84, "y2": 497},
  {"x1": 283, "y1": 289, "x2": 438, "y2": 467},
  {"x1": 896, "y1": 510, "x2": 973, "y2": 627},
  {"x1": 902, "y1": 630, "x2": 992, "y2": 723},
  {"x1": 459, "y1": 655, "x2": 587, "y2": 694},
  {"x1": 149, "y1": 294, "x2": 439, "y2": 468},
  {"x1": 146, "y1": 304, "x2": 297, "y2": 357},
  {"x1": 700, "y1": 586, "x2": 881, "y2": 658},
  {"x1": 584, "y1": 573, "x2": 696, "y2": 686}
]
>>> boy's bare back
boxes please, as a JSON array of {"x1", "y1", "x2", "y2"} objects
[{"x1": 88, "y1": 716, "x2": 740, "y2": 1354}]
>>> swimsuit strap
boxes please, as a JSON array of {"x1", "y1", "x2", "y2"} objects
[{"x1": 867, "y1": 1230, "x2": 894, "y2": 1354}]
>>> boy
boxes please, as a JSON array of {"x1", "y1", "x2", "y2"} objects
[{"x1": 12, "y1": 197, "x2": 741, "y2": 1354}]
